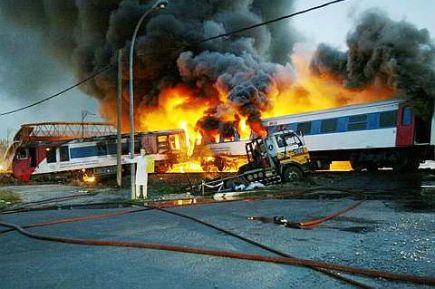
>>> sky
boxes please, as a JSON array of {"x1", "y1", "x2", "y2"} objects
[{"x1": 0, "y1": 0, "x2": 434, "y2": 140}]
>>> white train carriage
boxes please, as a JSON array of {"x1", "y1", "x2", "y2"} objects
[
  {"x1": 206, "y1": 99, "x2": 435, "y2": 171},
  {"x1": 12, "y1": 129, "x2": 187, "y2": 182}
]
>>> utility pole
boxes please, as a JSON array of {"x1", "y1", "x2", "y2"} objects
[
  {"x1": 128, "y1": 0, "x2": 168, "y2": 200},
  {"x1": 116, "y1": 49, "x2": 123, "y2": 188}
]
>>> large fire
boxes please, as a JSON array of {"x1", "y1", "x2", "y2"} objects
[
  {"x1": 104, "y1": 54, "x2": 395, "y2": 173},
  {"x1": 263, "y1": 54, "x2": 395, "y2": 118}
]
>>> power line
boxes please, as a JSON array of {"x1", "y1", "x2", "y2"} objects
[
  {"x1": 0, "y1": 65, "x2": 113, "y2": 116},
  {"x1": 0, "y1": 0, "x2": 348, "y2": 116},
  {"x1": 200, "y1": 0, "x2": 348, "y2": 43}
]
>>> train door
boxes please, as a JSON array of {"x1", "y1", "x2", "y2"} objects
[
  {"x1": 29, "y1": 147, "x2": 37, "y2": 168},
  {"x1": 396, "y1": 105, "x2": 415, "y2": 147},
  {"x1": 12, "y1": 147, "x2": 32, "y2": 182}
]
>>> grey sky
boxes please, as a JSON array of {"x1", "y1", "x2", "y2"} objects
[
  {"x1": 292, "y1": 0, "x2": 435, "y2": 49},
  {"x1": 0, "y1": 0, "x2": 434, "y2": 140},
  {"x1": 0, "y1": 9, "x2": 100, "y2": 140}
]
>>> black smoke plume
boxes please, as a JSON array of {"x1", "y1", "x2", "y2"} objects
[
  {"x1": 311, "y1": 9, "x2": 435, "y2": 117},
  {"x1": 0, "y1": 0, "x2": 298, "y2": 135}
]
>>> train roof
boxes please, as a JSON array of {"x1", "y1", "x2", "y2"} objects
[
  {"x1": 19, "y1": 128, "x2": 185, "y2": 147},
  {"x1": 263, "y1": 98, "x2": 406, "y2": 125}
]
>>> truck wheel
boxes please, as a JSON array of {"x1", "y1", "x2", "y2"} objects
[{"x1": 282, "y1": 166, "x2": 303, "y2": 182}]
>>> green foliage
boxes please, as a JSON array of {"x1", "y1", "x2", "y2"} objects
[{"x1": 0, "y1": 190, "x2": 21, "y2": 208}]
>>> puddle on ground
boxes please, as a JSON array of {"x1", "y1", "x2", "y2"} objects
[
  {"x1": 293, "y1": 238, "x2": 310, "y2": 242},
  {"x1": 390, "y1": 178, "x2": 435, "y2": 212},
  {"x1": 339, "y1": 226, "x2": 377, "y2": 234}
]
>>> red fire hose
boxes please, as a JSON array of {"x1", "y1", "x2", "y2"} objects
[
  {"x1": 285, "y1": 199, "x2": 366, "y2": 229},
  {"x1": 0, "y1": 221, "x2": 434, "y2": 286},
  {"x1": 152, "y1": 206, "x2": 373, "y2": 289},
  {"x1": 0, "y1": 207, "x2": 152, "y2": 235},
  {"x1": 0, "y1": 188, "x2": 431, "y2": 287},
  {"x1": 0, "y1": 204, "x2": 371, "y2": 288}
]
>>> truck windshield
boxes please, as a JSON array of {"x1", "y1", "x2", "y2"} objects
[{"x1": 276, "y1": 133, "x2": 301, "y2": 148}]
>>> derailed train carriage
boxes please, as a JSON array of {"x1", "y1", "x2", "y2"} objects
[
  {"x1": 12, "y1": 129, "x2": 187, "y2": 182},
  {"x1": 205, "y1": 99, "x2": 435, "y2": 171}
]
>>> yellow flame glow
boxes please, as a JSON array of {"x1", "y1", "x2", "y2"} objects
[{"x1": 83, "y1": 174, "x2": 96, "y2": 184}]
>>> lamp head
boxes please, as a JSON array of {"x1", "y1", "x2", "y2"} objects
[{"x1": 153, "y1": 0, "x2": 168, "y2": 9}]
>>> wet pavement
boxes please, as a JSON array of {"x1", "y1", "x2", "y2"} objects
[{"x1": 0, "y1": 185, "x2": 434, "y2": 289}]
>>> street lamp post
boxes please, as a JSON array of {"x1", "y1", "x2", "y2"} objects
[{"x1": 129, "y1": 0, "x2": 168, "y2": 200}]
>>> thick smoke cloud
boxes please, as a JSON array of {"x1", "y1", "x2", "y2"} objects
[
  {"x1": 0, "y1": 0, "x2": 298, "y2": 135},
  {"x1": 311, "y1": 10, "x2": 435, "y2": 117}
]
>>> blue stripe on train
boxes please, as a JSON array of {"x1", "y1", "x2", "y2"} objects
[
  {"x1": 266, "y1": 110, "x2": 397, "y2": 136},
  {"x1": 70, "y1": 146, "x2": 97, "y2": 159}
]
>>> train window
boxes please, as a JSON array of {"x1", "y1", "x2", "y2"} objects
[
  {"x1": 347, "y1": 114, "x2": 368, "y2": 131},
  {"x1": 107, "y1": 141, "x2": 117, "y2": 155},
  {"x1": 402, "y1": 107, "x2": 412, "y2": 126},
  {"x1": 134, "y1": 140, "x2": 141, "y2": 154},
  {"x1": 70, "y1": 146, "x2": 97, "y2": 159},
  {"x1": 16, "y1": 148, "x2": 28, "y2": 160},
  {"x1": 46, "y1": 148, "x2": 56, "y2": 163},
  {"x1": 169, "y1": 134, "x2": 181, "y2": 150},
  {"x1": 125, "y1": 139, "x2": 141, "y2": 154},
  {"x1": 157, "y1": 135, "x2": 169, "y2": 152},
  {"x1": 379, "y1": 111, "x2": 397, "y2": 128},
  {"x1": 96, "y1": 142, "x2": 108, "y2": 156},
  {"x1": 121, "y1": 142, "x2": 129, "y2": 155},
  {"x1": 59, "y1": 146, "x2": 70, "y2": 162},
  {"x1": 321, "y1": 118, "x2": 338, "y2": 133},
  {"x1": 297, "y1": 122, "x2": 311, "y2": 135},
  {"x1": 157, "y1": 135, "x2": 168, "y2": 143}
]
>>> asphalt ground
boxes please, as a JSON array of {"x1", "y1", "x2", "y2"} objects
[{"x1": 0, "y1": 191, "x2": 434, "y2": 289}]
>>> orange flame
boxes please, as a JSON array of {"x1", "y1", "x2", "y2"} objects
[
  {"x1": 330, "y1": 161, "x2": 353, "y2": 171},
  {"x1": 263, "y1": 54, "x2": 395, "y2": 118},
  {"x1": 83, "y1": 173, "x2": 96, "y2": 184},
  {"x1": 99, "y1": 52, "x2": 395, "y2": 173}
]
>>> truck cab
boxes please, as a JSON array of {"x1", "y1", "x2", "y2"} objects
[{"x1": 240, "y1": 130, "x2": 311, "y2": 183}]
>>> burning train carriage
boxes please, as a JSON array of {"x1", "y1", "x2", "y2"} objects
[
  {"x1": 141, "y1": 129, "x2": 188, "y2": 173},
  {"x1": 12, "y1": 129, "x2": 187, "y2": 182},
  {"x1": 204, "y1": 99, "x2": 435, "y2": 171}
]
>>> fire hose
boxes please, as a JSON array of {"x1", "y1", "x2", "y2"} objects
[
  {"x1": 0, "y1": 201, "x2": 370, "y2": 288},
  {"x1": 0, "y1": 221, "x2": 434, "y2": 286},
  {"x1": 151, "y1": 206, "x2": 373, "y2": 289},
  {"x1": 0, "y1": 188, "x2": 432, "y2": 286},
  {"x1": 250, "y1": 199, "x2": 366, "y2": 229},
  {"x1": 0, "y1": 207, "x2": 152, "y2": 235}
]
